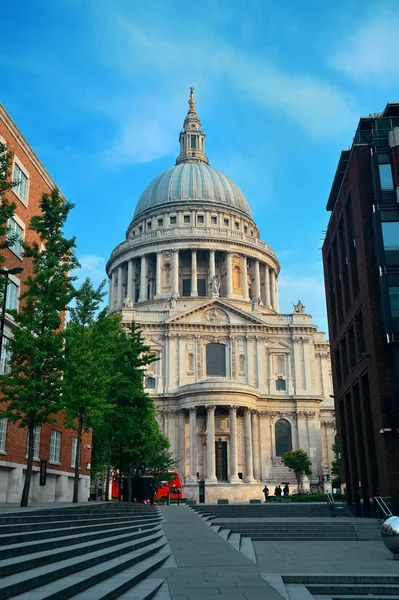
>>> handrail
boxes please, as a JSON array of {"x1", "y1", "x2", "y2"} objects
[
  {"x1": 326, "y1": 491, "x2": 335, "y2": 506},
  {"x1": 374, "y1": 496, "x2": 393, "y2": 518}
]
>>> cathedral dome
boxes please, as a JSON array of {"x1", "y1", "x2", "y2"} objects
[{"x1": 133, "y1": 162, "x2": 252, "y2": 219}]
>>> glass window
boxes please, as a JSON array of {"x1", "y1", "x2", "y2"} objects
[
  {"x1": 224, "y1": 219, "x2": 229, "y2": 227},
  {"x1": 147, "y1": 221, "x2": 152, "y2": 230},
  {"x1": 26, "y1": 426, "x2": 41, "y2": 460},
  {"x1": 7, "y1": 219, "x2": 24, "y2": 256},
  {"x1": 138, "y1": 225, "x2": 142, "y2": 234},
  {"x1": 0, "y1": 336, "x2": 11, "y2": 374},
  {"x1": 182, "y1": 279, "x2": 191, "y2": 297},
  {"x1": 211, "y1": 216, "x2": 217, "y2": 225},
  {"x1": 275, "y1": 419, "x2": 292, "y2": 456},
  {"x1": 389, "y1": 286, "x2": 399, "y2": 318},
  {"x1": 0, "y1": 418, "x2": 7, "y2": 452},
  {"x1": 197, "y1": 215, "x2": 204, "y2": 224},
  {"x1": 244, "y1": 226, "x2": 248, "y2": 234},
  {"x1": 191, "y1": 136, "x2": 196, "y2": 149},
  {"x1": 170, "y1": 216, "x2": 176, "y2": 225},
  {"x1": 379, "y1": 164, "x2": 394, "y2": 191},
  {"x1": 13, "y1": 163, "x2": 28, "y2": 202},
  {"x1": 382, "y1": 222, "x2": 399, "y2": 251},
  {"x1": 145, "y1": 376, "x2": 156, "y2": 389},
  {"x1": 158, "y1": 218, "x2": 163, "y2": 227},
  {"x1": 206, "y1": 343, "x2": 226, "y2": 377},
  {"x1": 276, "y1": 378, "x2": 286, "y2": 391},
  {"x1": 184, "y1": 215, "x2": 190, "y2": 224},
  {"x1": 5, "y1": 281, "x2": 18, "y2": 312},
  {"x1": 235, "y1": 222, "x2": 240, "y2": 230},
  {"x1": 197, "y1": 279, "x2": 206, "y2": 297},
  {"x1": 71, "y1": 437, "x2": 78, "y2": 468},
  {"x1": 49, "y1": 430, "x2": 61, "y2": 463}
]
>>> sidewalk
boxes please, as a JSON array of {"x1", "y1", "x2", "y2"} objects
[{"x1": 156, "y1": 505, "x2": 284, "y2": 599}]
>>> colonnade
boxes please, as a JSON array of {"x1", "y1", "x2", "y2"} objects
[
  {"x1": 186, "y1": 405, "x2": 259, "y2": 484},
  {"x1": 109, "y1": 249, "x2": 278, "y2": 310}
]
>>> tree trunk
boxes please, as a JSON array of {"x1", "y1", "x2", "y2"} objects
[
  {"x1": 73, "y1": 414, "x2": 83, "y2": 503},
  {"x1": 105, "y1": 439, "x2": 112, "y2": 501},
  {"x1": 21, "y1": 419, "x2": 34, "y2": 507},
  {"x1": 118, "y1": 443, "x2": 123, "y2": 502}
]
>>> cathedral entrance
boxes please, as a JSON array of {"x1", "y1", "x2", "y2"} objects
[{"x1": 215, "y1": 441, "x2": 228, "y2": 481}]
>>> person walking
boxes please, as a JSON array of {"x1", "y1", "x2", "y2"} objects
[
  {"x1": 263, "y1": 485, "x2": 269, "y2": 502},
  {"x1": 283, "y1": 484, "x2": 289, "y2": 497}
]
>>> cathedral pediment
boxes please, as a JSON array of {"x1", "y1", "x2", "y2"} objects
[{"x1": 166, "y1": 299, "x2": 265, "y2": 326}]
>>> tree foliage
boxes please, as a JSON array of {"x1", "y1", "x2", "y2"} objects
[
  {"x1": 331, "y1": 441, "x2": 340, "y2": 478},
  {"x1": 0, "y1": 189, "x2": 78, "y2": 506},
  {"x1": 281, "y1": 449, "x2": 312, "y2": 485}
]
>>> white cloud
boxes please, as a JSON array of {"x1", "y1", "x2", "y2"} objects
[
  {"x1": 329, "y1": 10, "x2": 399, "y2": 82},
  {"x1": 77, "y1": 255, "x2": 107, "y2": 286}
]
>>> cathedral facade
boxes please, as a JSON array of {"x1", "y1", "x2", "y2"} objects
[{"x1": 106, "y1": 91, "x2": 335, "y2": 501}]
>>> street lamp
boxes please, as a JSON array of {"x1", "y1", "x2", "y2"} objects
[{"x1": 0, "y1": 267, "x2": 23, "y2": 369}]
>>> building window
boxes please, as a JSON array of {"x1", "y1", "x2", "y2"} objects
[
  {"x1": 158, "y1": 218, "x2": 163, "y2": 227},
  {"x1": 182, "y1": 279, "x2": 191, "y2": 297},
  {"x1": 206, "y1": 343, "x2": 226, "y2": 377},
  {"x1": 211, "y1": 216, "x2": 217, "y2": 225},
  {"x1": 147, "y1": 221, "x2": 152, "y2": 230},
  {"x1": 197, "y1": 279, "x2": 206, "y2": 297},
  {"x1": 0, "y1": 336, "x2": 11, "y2": 374},
  {"x1": 276, "y1": 378, "x2": 286, "y2": 391},
  {"x1": 197, "y1": 215, "x2": 204, "y2": 224},
  {"x1": 71, "y1": 437, "x2": 78, "y2": 468},
  {"x1": 187, "y1": 353, "x2": 194, "y2": 375},
  {"x1": 0, "y1": 418, "x2": 7, "y2": 452},
  {"x1": 138, "y1": 225, "x2": 142, "y2": 234},
  {"x1": 26, "y1": 426, "x2": 41, "y2": 460},
  {"x1": 275, "y1": 355, "x2": 285, "y2": 374},
  {"x1": 5, "y1": 281, "x2": 18, "y2": 312},
  {"x1": 382, "y1": 222, "x2": 399, "y2": 251},
  {"x1": 389, "y1": 286, "x2": 399, "y2": 319},
  {"x1": 191, "y1": 136, "x2": 196, "y2": 149},
  {"x1": 239, "y1": 354, "x2": 245, "y2": 374},
  {"x1": 49, "y1": 430, "x2": 61, "y2": 463},
  {"x1": 224, "y1": 218, "x2": 229, "y2": 227},
  {"x1": 235, "y1": 222, "x2": 240, "y2": 230},
  {"x1": 145, "y1": 376, "x2": 156, "y2": 389},
  {"x1": 184, "y1": 215, "x2": 190, "y2": 224},
  {"x1": 275, "y1": 419, "x2": 292, "y2": 456},
  {"x1": 7, "y1": 219, "x2": 24, "y2": 257},
  {"x1": 13, "y1": 163, "x2": 28, "y2": 202},
  {"x1": 170, "y1": 216, "x2": 176, "y2": 225},
  {"x1": 379, "y1": 164, "x2": 394, "y2": 191},
  {"x1": 244, "y1": 226, "x2": 248, "y2": 234}
]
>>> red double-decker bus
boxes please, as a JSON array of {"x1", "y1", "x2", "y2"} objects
[{"x1": 111, "y1": 471, "x2": 184, "y2": 501}]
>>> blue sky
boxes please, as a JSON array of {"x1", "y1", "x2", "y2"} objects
[{"x1": 1, "y1": 0, "x2": 398, "y2": 335}]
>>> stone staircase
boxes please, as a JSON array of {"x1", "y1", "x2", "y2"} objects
[
  {"x1": 282, "y1": 574, "x2": 399, "y2": 599},
  {"x1": 0, "y1": 503, "x2": 171, "y2": 599},
  {"x1": 193, "y1": 502, "x2": 352, "y2": 518}
]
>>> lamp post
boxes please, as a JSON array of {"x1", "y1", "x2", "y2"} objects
[{"x1": 0, "y1": 267, "x2": 23, "y2": 368}]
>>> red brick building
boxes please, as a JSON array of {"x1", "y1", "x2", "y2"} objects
[
  {"x1": 322, "y1": 103, "x2": 399, "y2": 515},
  {"x1": 0, "y1": 103, "x2": 91, "y2": 503}
]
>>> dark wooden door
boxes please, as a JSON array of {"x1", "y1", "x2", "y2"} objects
[{"x1": 215, "y1": 441, "x2": 228, "y2": 481}]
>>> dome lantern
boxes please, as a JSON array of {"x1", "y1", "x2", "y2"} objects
[{"x1": 176, "y1": 88, "x2": 209, "y2": 166}]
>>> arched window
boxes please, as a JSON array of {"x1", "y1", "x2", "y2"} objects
[
  {"x1": 239, "y1": 354, "x2": 245, "y2": 374},
  {"x1": 275, "y1": 419, "x2": 292, "y2": 456},
  {"x1": 187, "y1": 352, "x2": 194, "y2": 374},
  {"x1": 206, "y1": 343, "x2": 226, "y2": 377},
  {"x1": 145, "y1": 377, "x2": 156, "y2": 389}
]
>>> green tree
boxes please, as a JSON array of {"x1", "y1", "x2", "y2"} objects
[
  {"x1": 64, "y1": 278, "x2": 121, "y2": 503},
  {"x1": 281, "y1": 449, "x2": 312, "y2": 486},
  {"x1": 0, "y1": 189, "x2": 78, "y2": 506},
  {"x1": 0, "y1": 140, "x2": 17, "y2": 299},
  {"x1": 331, "y1": 441, "x2": 340, "y2": 478}
]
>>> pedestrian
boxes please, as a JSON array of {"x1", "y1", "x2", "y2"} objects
[
  {"x1": 149, "y1": 482, "x2": 157, "y2": 505},
  {"x1": 276, "y1": 485, "x2": 282, "y2": 497},
  {"x1": 283, "y1": 484, "x2": 289, "y2": 497},
  {"x1": 274, "y1": 485, "x2": 279, "y2": 497},
  {"x1": 263, "y1": 485, "x2": 269, "y2": 502}
]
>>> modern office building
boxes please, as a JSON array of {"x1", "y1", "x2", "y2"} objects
[
  {"x1": 322, "y1": 103, "x2": 399, "y2": 514},
  {"x1": 0, "y1": 104, "x2": 91, "y2": 503},
  {"x1": 107, "y1": 90, "x2": 335, "y2": 502}
]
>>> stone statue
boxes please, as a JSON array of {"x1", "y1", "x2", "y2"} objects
[
  {"x1": 202, "y1": 308, "x2": 229, "y2": 324},
  {"x1": 293, "y1": 300, "x2": 305, "y2": 313},
  {"x1": 210, "y1": 275, "x2": 220, "y2": 296},
  {"x1": 169, "y1": 292, "x2": 178, "y2": 309},
  {"x1": 251, "y1": 296, "x2": 260, "y2": 311},
  {"x1": 123, "y1": 296, "x2": 134, "y2": 308}
]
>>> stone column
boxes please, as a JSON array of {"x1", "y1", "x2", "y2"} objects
[
  {"x1": 209, "y1": 249, "x2": 216, "y2": 279},
  {"x1": 155, "y1": 252, "x2": 162, "y2": 298},
  {"x1": 108, "y1": 276, "x2": 112, "y2": 311},
  {"x1": 254, "y1": 259, "x2": 261, "y2": 300},
  {"x1": 138, "y1": 256, "x2": 147, "y2": 302},
  {"x1": 172, "y1": 250, "x2": 179, "y2": 296},
  {"x1": 111, "y1": 270, "x2": 116, "y2": 310},
  {"x1": 206, "y1": 405, "x2": 217, "y2": 482},
  {"x1": 117, "y1": 265, "x2": 123, "y2": 308},
  {"x1": 132, "y1": 264, "x2": 137, "y2": 304},
  {"x1": 275, "y1": 275, "x2": 279, "y2": 312},
  {"x1": 187, "y1": 406, "x2": 197, "y2": 483},
  {"x1": 226, "y1": 252, "x2": 233, "y2": 298},
  {"x1": 270, "y1": 269, "x2": 276, "y2": 309},
  {"x1": 127, "y1": 259, "x2": 133, "y2": 300},
  {"x1": 242, "y1": 256, "x2": 249, "y2": 300},
  {"x1": 229, "y1": 406, "x2": 240, "y2": 482},
  {"x1": 251, "y1": 410, "x2": 260, "y2": 481},
  {"x1": 265, "y1": 266, "x2": 271, "y2": 308},
  {"x1": 191, "y1": 249, "x2": 198, "y2": 297},
  {"x1": 178, "y1": 409, "x2": 186, "y2": 478},
  {"x1": 243, "y1": 408, "x2": 254, "y2": 482}
]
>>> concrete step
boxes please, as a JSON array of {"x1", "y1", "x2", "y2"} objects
[
  {"x1": 0, "y1": 517, "x2": 160, "y2": 546},
  {"x1": 9, "y1": 543, "x2": 169, "y2": 600},
  {"x1": 308, "y1": 583, "x2": 399, "y2": 595},
  {"x1": 283, "y1": 575, "x2": 399, "y2": 585},
  {"x1": 0, "y1": 527, "x2": 163, "y2": 577},
  {"x1": 218, "y1": 528, "x2": 231, "y2": 540},
  {"x1": 0, "y1": 536, "x2": 166, "y2": 599},
  {"x1": 0, "y1": 510, "x2": 160, "y2": 525},
  {"x1": 227, "y1": 532, "x2": 241, "y2": 550},
  {"x1": 0, "y1": 514, "x2": 162, "y2": 534},
  {"x1": 0, "y1": 522, "x2": 159, "y2": 560}
]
